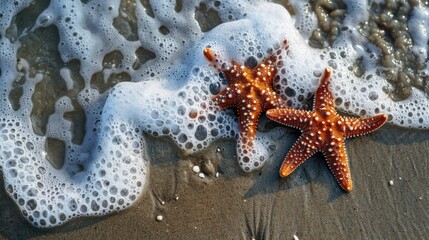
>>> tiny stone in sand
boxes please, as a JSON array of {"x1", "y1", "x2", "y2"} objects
[{"x1": 192, "y1": 165, "x2": 200, "y2": 173}]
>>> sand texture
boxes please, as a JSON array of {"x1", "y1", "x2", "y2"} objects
[{"x1": 0, "y1": 125, "x2": 427, "y2": 239}]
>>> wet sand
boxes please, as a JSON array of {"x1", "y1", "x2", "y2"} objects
[{"x1": 0, "y1": 125, "x2": 427, "y2": 239}]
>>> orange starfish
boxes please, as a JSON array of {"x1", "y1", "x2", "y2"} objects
[
  {"x1": 203, "y1": 40, "x2": 288, "y2": 152},
  {"x1": 266, "y1": 68, "x2": 387, "y2": 192}
]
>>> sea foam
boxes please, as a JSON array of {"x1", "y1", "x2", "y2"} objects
[{"x1": 0, "y1": 0, "x2": 428, "y2": 227}]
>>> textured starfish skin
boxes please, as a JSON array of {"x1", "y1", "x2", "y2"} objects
[
  {"x1": 204, "y1": 40, "x2": 288, "y2": 147},
  {"x1": 266, "y1": 68, "x2": 387, "y2": 192}
]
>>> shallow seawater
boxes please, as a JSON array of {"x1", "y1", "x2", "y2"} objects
[{"x1": 0, "y1": 0, "x2": 428, "y2": 238}]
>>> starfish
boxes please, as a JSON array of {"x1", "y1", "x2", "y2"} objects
[
  {"x1": 266, "y1": 68, "x2": 387, "y2": 192},
  {"x1": 203, "y1": 40, "x2": 288, "y2": 152}
]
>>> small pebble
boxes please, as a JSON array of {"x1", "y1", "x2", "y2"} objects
[
  {"x1": 216, "y1": 147, "x2": 221, "y2": 152},
  {"x1": 215, "y1": 172, "x2": 219, "y2": 178},
  {"x1": 192, "y1": 165, "x2": 200, "y2": 173},
  {"x1": 198, "y1": 173, "x2": 205, "y2": 178},
  {"x1": 293, "y1": 234, "x2": 299, "y2": 240},
  {"x1": 156, "y1": 215, "x2": 163, "y2": 221},
  {"x1": 389, "y1": 180, "x2": 394, "y2": 186},
  {"x1": 175, "y1": 196, "x2": 179, "y2": 201},
  {"x1": 202, "y1": 159, "x2": 216, "y2": 176},
  {"x1": 17, "y1": 60, "x2": 24, "y2": 71}
]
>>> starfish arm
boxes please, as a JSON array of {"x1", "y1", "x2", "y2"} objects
[
  {"x1": 322, "y1": 141, "x2": 353, "y2": 192},
  {"x1": 263, "y1": 93, "x2": 285, "y2": 110},
  {"x1": 266, "y1": 108, "x2": 311, "y2": 130},
  {"x1": 203, "y1": 48, "x2": 222, "y2": 69},
  {"x1": 257, "y1": 40, "x2": 289, "y2": 84},
  {"x1": 314, "y1": 68, "x2": 334, "y2": 110},
  {"x1": 261, "y1": 39, "x2": 289, "y2": 66},
  {"x1": 344, "y1": 114, "x2": 388, "y2": 138},
  {"x1": 260, "y1": 55, "x2": 277, "y2": 69},
  {"x1": 223, "y1": 61, "x2": 250, "y2": 81},
  {"x1": 279, "y1": 133, "x2": 318, "y2": 177},
  {"x1": 203, "y1": 48, "x2": 246, "y2": 77},
  {"x1": 236, "y1": 100, "x2": 263, "y2": 147},
  {"x1": 213, "y1": 87, "x2": 241, "y2": 109},
  {"x1": 257, "y1": 57, "x2": 276, "y2": 82}
]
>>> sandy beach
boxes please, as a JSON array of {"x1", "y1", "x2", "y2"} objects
[
  {"x1": 1, "y1": 0, "x2": 429, "y2": 239},
  {"x1": 0, "y1": 125, "x2": 427, "y2": 239}
]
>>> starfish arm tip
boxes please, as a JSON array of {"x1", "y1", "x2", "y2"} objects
[
  {"x1": 375, "y1": 114, "x2": 388, "y2": 128},
  {"x1": 203, "y1": 48, "x2": 215, "y2": 62},
  {"x1": 279, "y1": 167, "x2": 291, "y2": 178},
  {"x1": 374, "y1": 113, "x2": 388, "y2": 129},
  {"x1": 342, "y1": 183, "x2": 353, "y2": 192},
  {"x1": 345, "y1": 113, "x2": 388, "y2": 138},
  {"x1": 321, "y1": 67, "x2": 332, "y2": 84},
  {"x1": 283, "y1": 39, "x2": 289, "y2": 46},
  {"x1": 380, "y1": 113, "x2": 388, "y2": 122},
  {"x1": 265, "y1": 109, "x2": 277, "y2": 118}
]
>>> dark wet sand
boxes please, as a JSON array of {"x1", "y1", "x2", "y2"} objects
[{"x1": 0, "y1": 125, "x2": 428, "y2": 239}]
